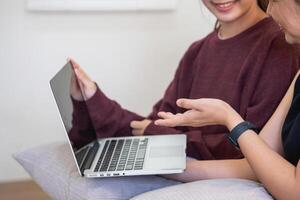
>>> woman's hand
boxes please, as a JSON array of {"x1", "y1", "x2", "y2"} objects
[
  {"x1": 155, "y1": 98, "x2": 243, "y2": 130},
  {"x1": 69, "y1": 58, "x2": 97, "y2": 101}
]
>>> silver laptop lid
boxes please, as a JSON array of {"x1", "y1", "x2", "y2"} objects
[{"x1": 50, "y1": 61, "x2": 93, "y2": 175}]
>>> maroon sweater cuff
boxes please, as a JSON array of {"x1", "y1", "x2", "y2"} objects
[{"x1": 84, "y1": 85, "x2": 116, "y2": 128}]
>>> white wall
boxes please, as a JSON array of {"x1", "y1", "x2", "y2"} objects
[{"x1": 0, "y1": 0, "x2": 215, "y2": 182}]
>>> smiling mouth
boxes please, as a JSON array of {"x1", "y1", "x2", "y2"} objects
[{"x1": 212, "y1": 0, "x2": 237, "y2": 12}]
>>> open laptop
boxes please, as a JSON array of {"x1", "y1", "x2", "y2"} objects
[{"x1": 50, "y1": 61, "x2": 186, "y2": 178}]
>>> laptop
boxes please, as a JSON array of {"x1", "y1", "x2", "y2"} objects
[{"x1": 50, "y1": 61, "x2": 187, "y2": 178}]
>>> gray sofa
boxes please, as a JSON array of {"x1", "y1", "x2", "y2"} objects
[{"x1": 14, "y1": 142, "x2": 273, "y2": 200}]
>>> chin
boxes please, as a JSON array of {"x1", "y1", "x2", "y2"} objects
[
  {"x1": 207, "y1": 0, "x2": 244, "y2": 24},
  {"x1": 216, "y1": 13, "x2": 241, "y2": 23}
]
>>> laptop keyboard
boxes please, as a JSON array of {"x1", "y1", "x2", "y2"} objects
[
  {"x1": 75, "y1": 145, "x2": 89, "y2": 166},
  {"x1": 94, "y1": 138, "x2": 148, "y2": 172}
]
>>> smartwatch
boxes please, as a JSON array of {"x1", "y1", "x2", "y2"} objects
[{"x1": 227, "y1": 121, "x2": 258, "y2": 148}]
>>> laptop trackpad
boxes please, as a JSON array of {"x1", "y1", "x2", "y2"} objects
[
  {"x1": 149, "y1": 146, "x2": 183, "y2": 158},
  {"x1": 146, "y1": 146, "x2": 185, "y2": 170}
]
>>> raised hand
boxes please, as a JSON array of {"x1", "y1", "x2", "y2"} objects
[
  {"x1": 69, "y1": 58, "x2": 97, "y2": 101},
  {"x1": 155, "y1": 98, "x2": 243, "y2": 129}
]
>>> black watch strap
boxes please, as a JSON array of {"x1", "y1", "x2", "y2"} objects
[{"x1": 227, "y1": 121, "x2": 258, "y2": 148}]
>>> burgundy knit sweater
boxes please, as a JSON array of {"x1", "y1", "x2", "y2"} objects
[{"x1": 70, "y1": 17, "x2": 299, "y2": 160}]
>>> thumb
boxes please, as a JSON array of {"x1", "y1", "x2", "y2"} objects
[{"x1": 68, "y1": 58, "x2": 81, "y2": 70}]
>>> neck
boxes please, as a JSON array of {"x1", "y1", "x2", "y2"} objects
[{"x1": 219, "y1": 6, "x2": 267, "y2": 40}]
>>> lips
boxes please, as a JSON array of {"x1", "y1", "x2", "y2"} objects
[{"x1": 212, "y1": 0, "x2": 237, "y2": 13}]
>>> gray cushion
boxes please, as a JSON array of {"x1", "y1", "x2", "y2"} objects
[
  {"x1": 13, "y1": 142, "x2": 179, "y2": 200},
  {"x1": 132, "y1": 178, "x2": 273, "y2": 200},
  {"x1": 14, "y1": 142, "x2": 274, "y2": 200}
]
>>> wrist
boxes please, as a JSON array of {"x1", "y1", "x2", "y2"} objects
[
  {"x1": 225, "y1": 109, "x2": 244, "y2": 131},
  {"x1": 227, "y1": 121, "x2": 258, "y2": 148}
]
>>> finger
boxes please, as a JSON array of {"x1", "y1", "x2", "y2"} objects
[
  {"x1": 132, "y1": 129, "x2": 143, "y2": 136},
  {"x1": 157, "y1": 112, "x2": 175, "y2": 119},
  {"x1": 155, "y1": 119, "x2": 178, "y2": 127},
  {"x1": 176, "y1": 99, "x2": 204, "y2": 111},
  {"x1": 68, "y1": 58, "x2": 80, "y2": 70},
  {"x1": 156, "y1": 112, "x2": 193, "y2": 127},
  {"x1": 68, "y1": 58, "x2": 94, "y2": 87},
  {"x1": 130, "y1": 121, "x2": 143, "y2": 129}
]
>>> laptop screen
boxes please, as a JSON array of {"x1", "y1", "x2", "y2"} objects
[{"x1": 50, "y1": 62, "x2": 94, "y2": 173}]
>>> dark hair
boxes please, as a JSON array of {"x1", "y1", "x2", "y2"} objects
[
  {"x1": 214, "y1": 0, "x2": 269, "y2": 30},
  {"x1": 257, "y1": 0, "x2": 269, "y2": 12}
]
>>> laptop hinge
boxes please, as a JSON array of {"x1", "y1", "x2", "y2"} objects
[{"x1": 80, "y1": 142, "x2": 99, "y2": 175}]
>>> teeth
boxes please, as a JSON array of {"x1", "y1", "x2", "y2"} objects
[
  {"x1": 215, "y1": 1, "x2": 234, "y2": 8},
  {"x1": 220, "y1": 3, "x2": 232, "y2": 8}
]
